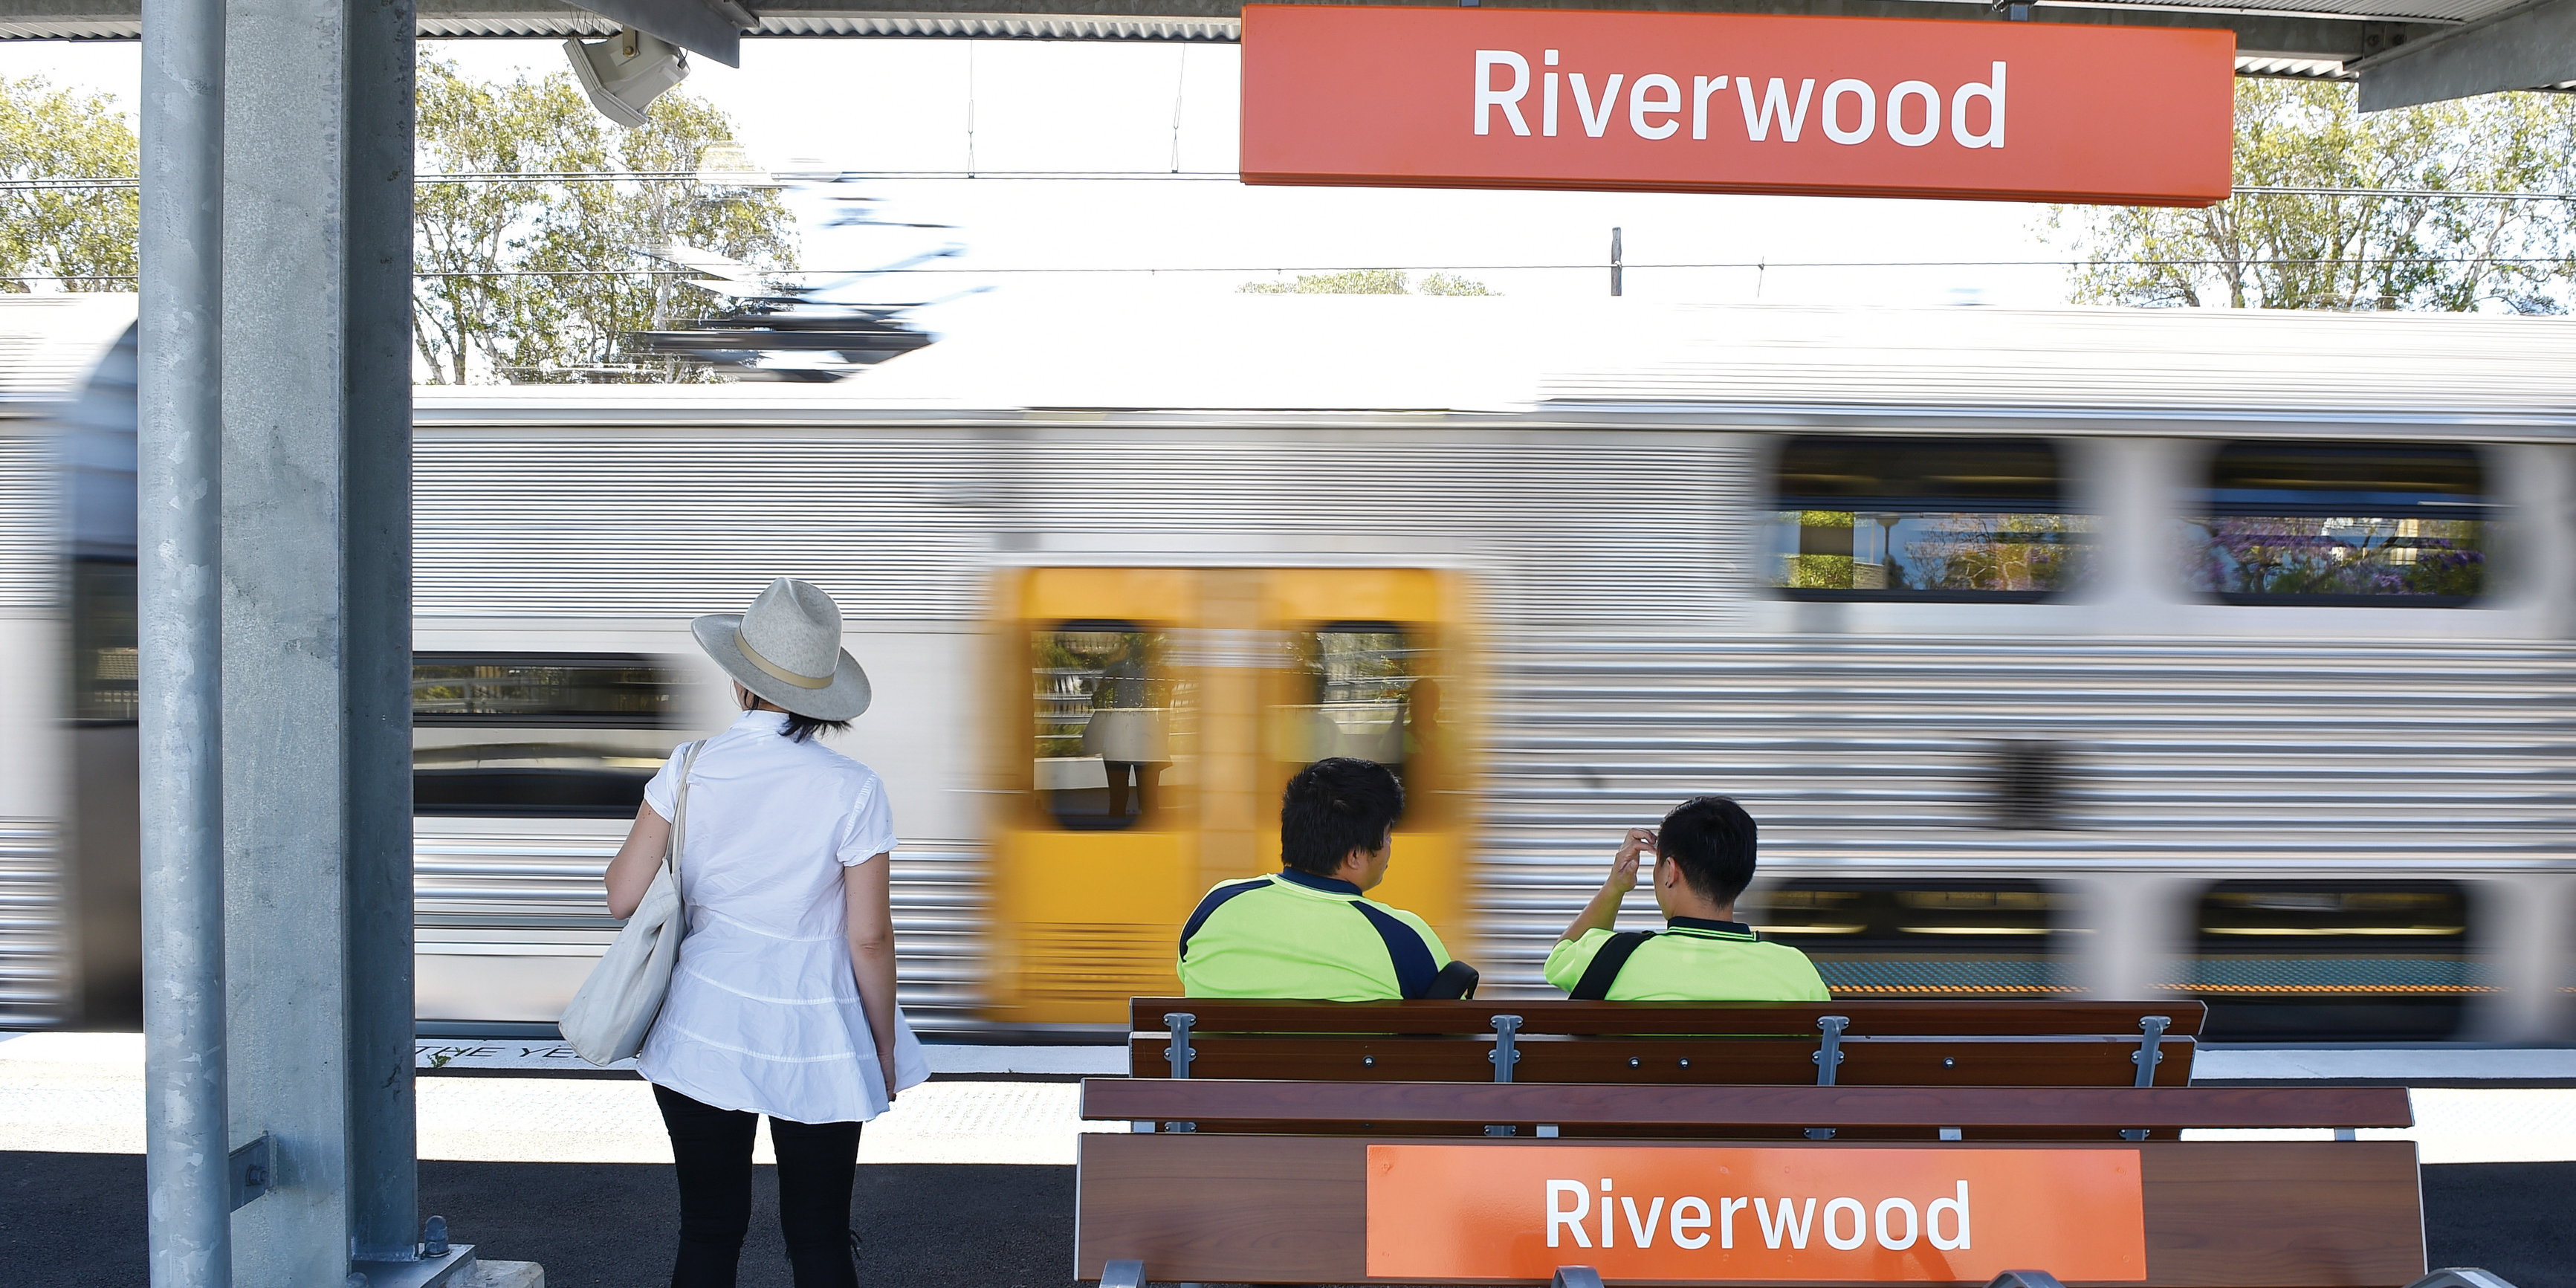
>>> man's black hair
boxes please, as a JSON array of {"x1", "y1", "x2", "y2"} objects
[
  {"x1": 1281, "y1": 757, "x2": 1405, "y2": 877},
  {"x1": 1658, "y1": 796, "x2": 1758, "y2": 907}
]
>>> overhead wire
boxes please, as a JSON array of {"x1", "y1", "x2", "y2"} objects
[
  {"x1": 10, "y1": 254, "x2": 2576, "y2": 285},
  {"x1": 5, "y1": 172, "x2": 2576, "y2": 198}
]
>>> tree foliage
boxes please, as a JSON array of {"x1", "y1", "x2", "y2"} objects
[
  {"x1": 0, "y1": 75, "x2": 138, "y2": 293},
  {"x1": 2051, "y1": 80, "x2": 2576, "y2": 311},
  {"x1": 1240, "y1": 268, "x2": 1495, "y2": 296},
  {"x1": 413, "y1": 57, "x2": 798, "y2": 383}
]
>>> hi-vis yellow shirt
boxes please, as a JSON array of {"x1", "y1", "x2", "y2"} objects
[
  {"x1": 1544, "y1": 917, "x2": 1831, "y2": 1002},
  {"x1": 1178, "y1": 868, "x2": 1453, "y2": 1001}
]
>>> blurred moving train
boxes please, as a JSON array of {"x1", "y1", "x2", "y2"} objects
[{"x1": 4, "y1": 291, "x2": 2572, "y2": 1043}]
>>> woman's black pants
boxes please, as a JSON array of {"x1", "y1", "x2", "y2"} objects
[{"x1": 654, "y1": 1084, "x2": 862, "y2": 1288}]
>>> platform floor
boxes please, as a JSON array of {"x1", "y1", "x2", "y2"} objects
[{"x1": 4, "y1": 1032, "x2": 2572, "y2": 1286}]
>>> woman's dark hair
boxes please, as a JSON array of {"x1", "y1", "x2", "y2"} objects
[
  {"x1": 1280, "y1": 757, "x2": 1405, "y2": 876},
  {"x1": 780, "y1": 712, "x2": 852, "y2": 744},
  {"x1": 1657, "y1": 796, "x2": 1759, "y2": 906}
]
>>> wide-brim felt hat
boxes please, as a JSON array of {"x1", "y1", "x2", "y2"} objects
[{"x1": 692, "y1": 577, "x2": 872, "y2": 722}]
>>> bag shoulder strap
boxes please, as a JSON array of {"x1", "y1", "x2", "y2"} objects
[
  {"x1": 1569, "y1": 930, "x2": 1655, "y2": 1001},
  {"x1": 664, "y1": 740, "x2": 708, "y2": 880}
]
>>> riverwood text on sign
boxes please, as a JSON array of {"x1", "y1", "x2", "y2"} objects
[{"x1": 1240, "y1": 5, "x2": 2235, "y2": 206}]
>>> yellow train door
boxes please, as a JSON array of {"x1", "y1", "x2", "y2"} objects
[{"x1": 987, "y1": 566, "x2": 1476, "y2": 1026}]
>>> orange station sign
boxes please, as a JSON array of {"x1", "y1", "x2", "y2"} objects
[
  {"x1": 1365, "y1": 1144, "x2": 2149, "y2": 1283},
  {"x1": 1240, "y1": 5, "x2": 2236, "y2": 207}
]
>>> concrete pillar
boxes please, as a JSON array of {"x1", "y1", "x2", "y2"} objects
[
  {"x1": 137, "y1": 0, "x2": 231, "y2": 1281},
  {"x1": 218, "y1": 0, "x2": 417, "y2": 1278}
]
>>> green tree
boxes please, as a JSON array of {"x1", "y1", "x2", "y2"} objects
[
  {"x1": 413, "y1": 57, "x2": 799, "y2": 383},
  {"x1": 0, "y1": 75, "x2": 138, "y2": 293},
  {"x1": 1240, "y1": 268, "x2": 1495, "y2": 296},
  {"x1": 2050, "y1": 81, "x2": 2575, "y2": 311}
]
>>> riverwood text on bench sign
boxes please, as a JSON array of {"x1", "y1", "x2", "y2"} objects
[{"x1": 1366, "y1": 1144, "x2": 2148, "y2": 1282}]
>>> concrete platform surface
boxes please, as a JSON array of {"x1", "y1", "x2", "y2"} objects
[{"x1": 0, "y1": 1152, "x2": 2564, "y2": 1288}]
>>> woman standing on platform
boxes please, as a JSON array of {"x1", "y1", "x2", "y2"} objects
[{"x1": 605, "y1": 577, "x2": 930, "y2": 1288}]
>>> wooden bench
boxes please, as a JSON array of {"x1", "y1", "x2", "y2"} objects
[
  {"x1": 1081, "y1": 1000, "x2": 2429, "y2": 1287},
  {"x1": 1076, "y1": 1080, "x2": 2426, "y2": 1287}
]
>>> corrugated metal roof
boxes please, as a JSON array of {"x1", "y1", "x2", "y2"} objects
[
  {"x1": 412, "y1": 297, "x2": 2576, "y2": 430},
  {"x1": 0, "y1": 294, "x2": 136, "y2": 412}
]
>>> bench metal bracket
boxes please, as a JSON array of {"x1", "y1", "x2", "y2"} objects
[
  {"x1": 1812, "y1": 1014, "x2": 1848, "y2": 1086},
  {"x1": 1489, "y1": 1014, "x2": 1523, "y2": 1083},
  {"x1": 1485, "y1": 1013, "x2": 1524, "y2": 1136},
  {"x1": 1553, "y1": 1267, "x2": 1606, "y2": 1288},
  {"x1": 1987, "y1": 1273, "x2": 2068, "y2": 1288},
  {"x1": 1806, "y1": 1014, "x2": 1849, "y2": 1140},
  {"x1": 2122, "y1": 1014, "x2": 2171, "y2": 1142},
  {"x1": 228, "y1": 1133, "x2": 272, "y2": 1211},
  {"x1": 1101, "y1": 1260, "x2": 1147, "y2": 1288},
  {"x1": 1163, "y1": 1012, "x2": 1196, "y2": 1079},
  {"x1": 2402, "y1": 1270, "x2": 2522, "y2": 1288}
]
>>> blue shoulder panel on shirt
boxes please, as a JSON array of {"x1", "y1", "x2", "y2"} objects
[
  {"x1": 1349, "y1": 902, "x2": 1439, "y2": 1000},
  {"x1": 1177, "y1": 877, "x2": 1272, "y2": 960}
]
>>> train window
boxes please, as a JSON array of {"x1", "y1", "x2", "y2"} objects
[
  {"x1": 1746, "y1": 880, "x2": 2072, "y2": 997},
  {"x1": 2184, "y1": 881, "x2": 2479, "y2": 1041},
  {"x1": 413, "y1": 654, "x2": 679, "y2": 726},
  {"x1": 412, "y1": 653, "x2": 690, "y2": 818},
  {"x1": 1033, "y1": 624, "x2": 1192, "y2": 831},
  {"x1": 70, "y1": 560, "x2": 137, "y2": 723},
  {"x1": 1769, "y1": 437, "x2": 2090, "y2": 601},
  {"x1": 1272, "y1": 624, "x2": 1445, "y2": 807},
  {"x1": 2187, "y1": 443, "x2": 2486, "y2": 604}
]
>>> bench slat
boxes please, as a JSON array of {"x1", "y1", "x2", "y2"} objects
[
  {"x1": 1130, "y1": 997, "x2": 2209, "y2": 1038},
  {"x1": 1081, "y1": 1079, "x2": 2412, "y2": 1129},
  {"x1": 1130, "y1": 1034, "x2": 2198, "y2": 1086}
]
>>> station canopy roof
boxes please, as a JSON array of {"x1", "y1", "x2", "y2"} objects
[{"x1": 0, "y1": 0, "x2": 2564, "y2": 109}]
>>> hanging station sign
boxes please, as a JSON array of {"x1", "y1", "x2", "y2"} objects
[{"x1": 1238, "y1": 5, "x2": 2236, "y2": 207}]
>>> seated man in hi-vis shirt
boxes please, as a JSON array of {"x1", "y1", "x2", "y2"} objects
[
  {"x1": 1178, "y1": 757, "x2": 1478, "y2": 1000},
  {"x1": 1545, "y1": 795, "x2": 1829, "y2": 1002}
]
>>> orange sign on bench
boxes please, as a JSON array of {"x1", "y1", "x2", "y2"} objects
[
  {"x1": 1240, "y1": 5, "x2": 2236, "y2": 207},
  {"x1": 1366, "y1": 1144, "x2": 2147, "y2": 1283}
]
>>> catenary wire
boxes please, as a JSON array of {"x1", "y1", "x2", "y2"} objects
[
  {"x1": 7, "y1": 172, "x2": 2576, "y2": 199},
  {"x1": 10, "y1": 255, "x2": 2576, "y2": 285}
]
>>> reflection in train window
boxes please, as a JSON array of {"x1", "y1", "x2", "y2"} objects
[
  {"x1": 1746, "y1": 880, "x2": 2071, "y2": 997},
  {"x1": 412, "y1": 653, "x2": 689, "y2": 818},
  {"x1": 1273, "y1": 625, "x2": 1443, "y2": 803},
  {"x1": 2183, "y1": 880, "x2": 2478, "y2": 1041},
  {"x1": 2187, "y1": 443, "x2": 2486, "y2": 604},
  {"x1": 1768, "y1": 437, "x2": 2091, "y2": 601},
  {"x1": 1033, "y1": 624, "x2": 1192, "y2": 831},
  {"x1": 414, "y1": 654, "x2": 678, "y2": 725},
  {"x1": 70, "y1": 560, "x2": 137, "y2": 722}
]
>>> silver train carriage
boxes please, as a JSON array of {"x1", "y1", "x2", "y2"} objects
[{"x1": 4, "y1": 294, "x2": 2572, "y2": 1043}]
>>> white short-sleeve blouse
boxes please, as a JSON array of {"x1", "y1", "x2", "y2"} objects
[{"x1": 632, "y1": 709, "x2": 931, "y2": 1124}]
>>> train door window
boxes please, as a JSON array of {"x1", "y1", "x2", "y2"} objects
[
  {"x1": 2187, "y1": 443, "x2": 2486, "y2": 603},
  {"x1": 1770, "y1": 437, "x2": 2089, "y2": 601},
  {"x1": 2183, "y1": 881, "x2": 2477, "y2": 1041},
  {"x1": 1032, "y1": 624, "x2": 1191, "y2": 831},
  {"x1": 1275, "y1": 624, "x2": 1442, "y2": 799},
  {"x1": 1745, "y1": 879, "x2": 2070, "y2": 997},
  {"x1": 412, "y1": 653, "x2": 689, "y2": 817},
  {"x1": 69, "y1": 560, "x2": 137, "y2": 722}
]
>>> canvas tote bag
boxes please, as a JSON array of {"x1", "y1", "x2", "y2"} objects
[{"x1": 561, "y1": 739, "x2": 706, "y2": 1066}]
